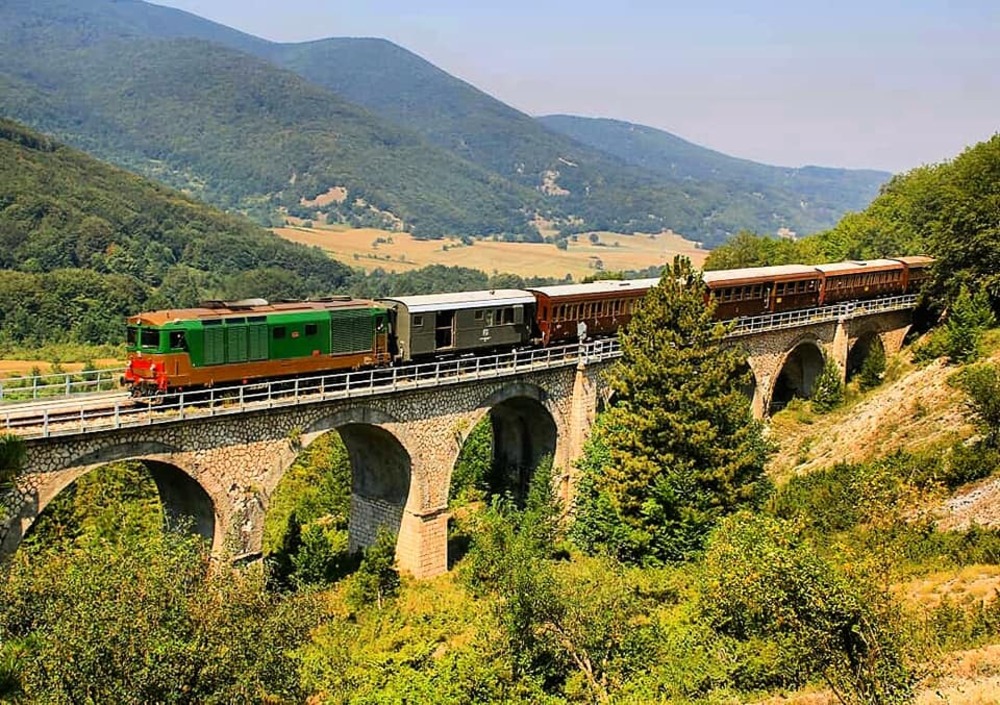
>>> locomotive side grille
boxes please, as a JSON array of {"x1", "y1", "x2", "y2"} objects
[{"x1": 331, "y1": 310, "x2": 375, "y2": 354}]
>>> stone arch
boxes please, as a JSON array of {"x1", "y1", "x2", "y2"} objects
[
  {"x1": 477, "y1": 382, "x2": 560, "y2": 506},
  {"x1": 301, "y1": 407, "x2": 413, "y2": 553},
  {"x1": 847, "y1": 330, "x2": 885, "y2": 382},
  {"x1": 4, "y1": 446, "x2": 216, "y2": 556},
  {"x1": 771, "y1": 339, "x2": 826, "y2": 413}
]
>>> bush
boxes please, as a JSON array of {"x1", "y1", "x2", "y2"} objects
[
  {"x1": 945, "y1": 285, "x2": 996, "y2": 364},
  {"x1": 346, "y1": 527, "x2": 400, "y2": 611},
  {"x1": 812, "y1": 359, "x2": 845, "y2": 413},
  {"x1": 858, "y1": 341, "x2": 887, "y2": 391},
  {"x1": 957, "y1": 363, "x2": 1000, "y2": 447}
]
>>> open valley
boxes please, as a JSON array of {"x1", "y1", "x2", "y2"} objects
[{"x1": 274, "y1": 224, "x2": 707, "y2": 279}]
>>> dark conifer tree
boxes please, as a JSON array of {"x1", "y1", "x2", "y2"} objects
[{"x1": 573, "y1": 256, "x2": 771, "y2": 562}]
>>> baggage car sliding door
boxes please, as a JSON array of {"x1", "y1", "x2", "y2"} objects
[{"x1": 435, "y1": 310, "x2": 455, "y2": 349}]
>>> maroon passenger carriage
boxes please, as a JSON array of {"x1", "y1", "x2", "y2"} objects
[
  {"x1": 526, "y1": 279, "x2": 659, "y2": 345},
  {"x1": 702, "y1": 265, "x2": 822, "y2": 318}
]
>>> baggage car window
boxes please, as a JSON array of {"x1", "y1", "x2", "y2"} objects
[
  {"x1": 475, "y1": 310, "x2": 484, "y2": 320},
  {"x1": 413, "y1": 315, "x2": 424, "y2": 328},
  {"x1": 502, "y1": 307, "x2": 514, "y2": 324}
]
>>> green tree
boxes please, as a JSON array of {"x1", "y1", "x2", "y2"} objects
[
  {"x1": 700, "y1": 513, "x2": 916, "y2": 704},
  {"x1": 464, "y1": 487, "x2": 651, "y2": 702},
  {"x1": 573, "y1": 256, "x2": 771, "y2": 563},
  {"x1": 857, "y1": 341, "x2": 886, "y2": 391},
  {"x1": 945, "y1": 285, "x2": 996, "y2": 364},
  {"x1": 0, "y1": 434, "x2": 25, "y2": 492},
  {"x1": 812, "y1": 359, "x2": 846, "y2": 413},
  {"x1": 450, "y1": 417, "x2": 493, "y2": 503},
  {"x1": 0, "y1": 529, "x2": 320, "y2": 703},
  {"x1": 958, "y1": 363, "x2": 1000, "y2": 448},
  {"x1": 347, "y1": 527, "x2": 401, "y2": 611}
]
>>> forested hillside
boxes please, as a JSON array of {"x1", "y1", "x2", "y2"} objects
[
  {"x1": 0, "y1": 0, "x2": 888, "y2": 243},
  {"x1": 0, "y1": 119, "x2": 352, "y2": 346},
  {"x1": 0, "y1": 34, "x2": 531, "y2": 239},
  {"x1": 540, "y1": 114, "x2": 889, "y2": 233}
]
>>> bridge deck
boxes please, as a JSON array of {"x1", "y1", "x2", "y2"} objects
[{"x1": 2, "y1": 295, "x2": 917, "y2": 439}]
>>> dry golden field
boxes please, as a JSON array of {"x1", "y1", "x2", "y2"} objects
[
  {"x1": 273, "y1": 225, "x2": 707, "y2": 280},
  {"x1": 0, "y1": 359, "x2": 121, "y2": 378}
]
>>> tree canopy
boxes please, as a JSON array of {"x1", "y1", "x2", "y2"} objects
[{"x1": 573, "y1": 256, "x2": 772, "y2": 562}]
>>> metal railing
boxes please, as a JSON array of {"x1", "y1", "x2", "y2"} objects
[
  {"x1": 1, "y1": 293, "x2": 919, "y2": 435},
  {"x1": 0, "y1": 367, "x2": 124, "y2": 403},
  {"x1": 727, "y1": 295, "x2": 917, "y2": 337},
  {"x1": 4, "y1": 339, "x2": 622, "y2": 440}
]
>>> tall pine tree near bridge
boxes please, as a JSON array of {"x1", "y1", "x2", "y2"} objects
[{"x1": 573, "y1": 256, "x2": 772, "y2": 563}]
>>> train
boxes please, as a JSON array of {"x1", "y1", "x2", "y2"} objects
[{"x1": 123, "y1": 256, "x2": 933, "y2": 396}]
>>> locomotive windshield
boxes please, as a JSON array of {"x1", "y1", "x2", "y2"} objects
[
  {"x1": 126, "y1": 326, "x2": 138, "y2": 347},
  {"x1": 140, "y1": 328, "x2": 161, "y2": 349}
]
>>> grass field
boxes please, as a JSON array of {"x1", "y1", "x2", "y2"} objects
[{"x1": 273, "y1": 225, "x2": 708, "y2": 280}]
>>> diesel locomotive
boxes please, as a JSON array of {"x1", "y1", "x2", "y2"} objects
[{"x1": 123, "y1": 256, "x2": 932, "y2": 396}]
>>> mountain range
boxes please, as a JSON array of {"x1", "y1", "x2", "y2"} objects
[{"x1": 0, "y1": 0, "x2": 891, "y2": 245}]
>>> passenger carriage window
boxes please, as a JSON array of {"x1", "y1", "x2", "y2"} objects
[
  {"x1": 775, "y1": 283, "x2": 786, "y2": 296},
  {"x1": 502, "y1": 307, "x2": 514, "y2": 325},
  {"x1": 273, "y1": 327, "x2": 286, "y2": 339},
  {"x1": 305, "y1": 323, "x2": 318, "y2": 336},
  {"x1": 486, "y1": 310, "x2": 495, "y2": 326}
]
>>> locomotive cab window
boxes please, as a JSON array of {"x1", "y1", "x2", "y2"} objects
[
  {"x1": 305, "y1": 323, "x2": 318, "y2": 337},
  {"x1": 140, "y1": 328, "x2": 160, "y2": 349},
  {"x1": 169, "y1": 331, "x2": 187, "y2": 351},
  {"x1": 126, "y1": 326, "x2": 138, "y2": 347},
  {"x1": 273, "y1": 326, "x2": 286, "y2": 339}
]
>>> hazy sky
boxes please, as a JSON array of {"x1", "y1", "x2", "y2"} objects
[{"x1": 152, "y1": 0, "x2": 999, "y2": 173}]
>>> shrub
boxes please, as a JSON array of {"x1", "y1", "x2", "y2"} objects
[
  {"x1": 957, "y1": 363, "x2": 1000, "y2": 447},
  {"x1": 812, "y1": 359, "x2": 845, "y2": 413},
  {"x1": 858, "y1": 341, "x2": 887, "y2": 391},
  {"x1": 945, "y1": 285, "x2": 996, "y2": 364},
  {"x1": 347, "y1": 527, "x2": 400, "y2": 611}
]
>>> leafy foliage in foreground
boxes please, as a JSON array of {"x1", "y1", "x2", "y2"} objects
[
  {"x1": 701, "y1": 513, "x2": 916, "y2": 704},
  {"x1": 1, "y1": 534, "x2": 320, "y2": 703}
]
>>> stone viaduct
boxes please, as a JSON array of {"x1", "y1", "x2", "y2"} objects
[{"x1": 0, "y1": 303, "x2": 915, "y2": 578}]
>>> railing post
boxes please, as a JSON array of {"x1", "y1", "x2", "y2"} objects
[
  {"x1": 43, "y1": 410, "x2": 49, "y2": 437},
  {"x1": 239, "y1": 385, "x2": 245, "y2": 411},
  {"x1": 294, "y1": 377, "x2": 300, "y2": 401},
  {"x1": 65, "y1": 375, "x2": 71, "y2": 396},
  {"x1": 179, "y1": 392, "x2": 185, "y2": 420},
  {"x1": 114, "y1": 403, "x2": 120, "y2": 429}
]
